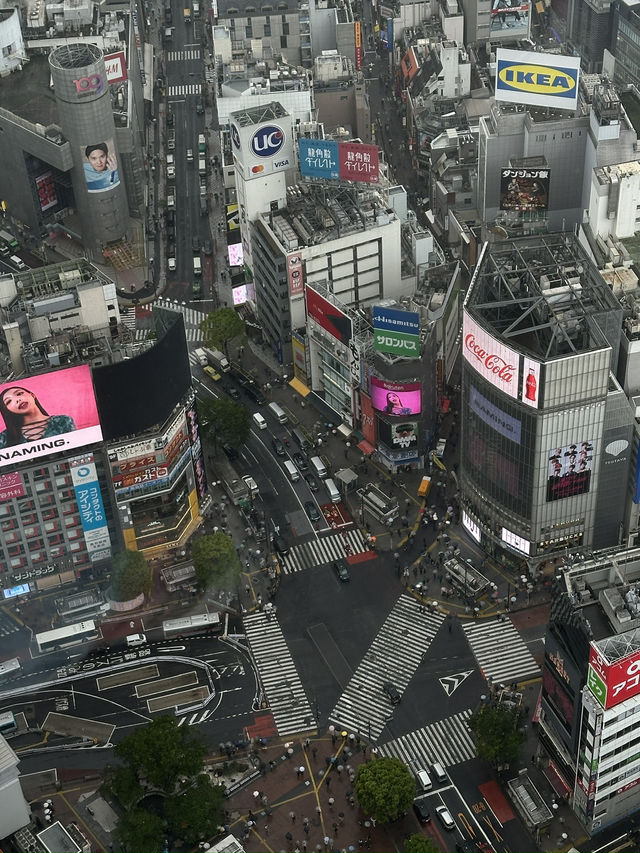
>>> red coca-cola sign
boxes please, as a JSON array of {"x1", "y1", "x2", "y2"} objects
[{"x1": 462, "y1": 313, "x2": 520, "y2": 398}]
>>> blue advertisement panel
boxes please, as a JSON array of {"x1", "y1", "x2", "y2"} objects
[
  {"x1": 298, "y1": 139, "x2": 340, "y2": 180},
  {"x1": 495, "y1": 48, "x2": 580, "y2": 111},
  {"x1": 373, "y1": 307, "x2": 420, "y2": 336},
  {"x1": 70, "y1": 456, "x2": 112, "y2": 562},
  {"x1": 633, "y1": 454, "x2": 640, "y2": 504},
  {"x1": 470, "y1": 385, "x2": 522, "y2": 443}
]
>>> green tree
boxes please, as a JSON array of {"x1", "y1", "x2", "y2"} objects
[
  {"x1": 200, "y1": 307, "x2": 245, "y2": 355},
  {"x1": 403, "y1": 833, "x2": 439, "y2": 853},
  {"x1": 110, "y1": 549, "x2": 151, "y2": 602},
  {"x1": 191, "y1": 531, "x2": 242, "y2": 589},
  {"x1": 197, "y1": 396, "x2": 250, "y2": 449},
  {"x1": 114, "y1": 716, "x2": 205, "y2": 792},
  {"x1": 354, "y1": 756, "x2": 415, "y2": 823},
  {"x1": 165, "y1": 775, "x2": 225, "y2": 844},
  {"x1": 116, "y1": 808, "x2": 164, "y2": 853},
  {"x1": 103, "y1": 764, "x2": 143, "y2": 811},
  {"x1": 469, "y1": 704, "x2": 525, "y2": 767}
]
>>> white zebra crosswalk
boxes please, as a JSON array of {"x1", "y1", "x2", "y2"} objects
[
  {"x1": 167, "y1": 49, "x2": 202, "y2": 61},
  {"x1": 280, "y1": 529, "x2": 371, "y2": 574},
  {"x1": 378, "y1": 709, "x2": 476, "y2": 770},
  {"x1": 244, "y1": 611, "x2": 316, "y2": 737},
  {"x1": 463, "y1": 618, "x2": 541, "y2": 686},
  {"x1": 168, "y1": 84, "x2": 202, "y2": 97},
  {"x1": 329, "y1": 595, "x2": 444, "y2": 742}
]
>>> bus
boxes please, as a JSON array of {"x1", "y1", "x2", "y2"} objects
[
  {"x1": 36, "y1": 620, "x2": 98, "y2": 653},
  {"x1": 0, "y1": 658, "x2": 21, "y2": 682},
  {"x1": 0, "y1": 711, "x2": 17, "y2": 734},
  {"x1": 162, "y1": 612, "x2": 221, "y2": 638}
]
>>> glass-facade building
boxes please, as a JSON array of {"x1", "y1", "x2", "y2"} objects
[{"x1": 460, "y1": 235, "x2": 633, "y2": 568}]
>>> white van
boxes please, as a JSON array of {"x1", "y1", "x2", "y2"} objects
[
  {"x1": 253, "y1": 412, "x2": 267, "y2": 430},
  {"x1": 310, "y1": 456, "x2": 328, "y2": 479},
  {"x1": 325, "y1": 477, "x2": 340, "y2": 503},
  {"x1": 193, "y1": 256, "x2": 202, "y2": 276},
  {"x1": 268, "y1": 402, "x2": 288, "y2": 424},
  {"x1": 126, "y1": 633, "x2": 147, "y2": 647},
  {"x1": 284, "y1": 460, "x2": 299, "y2": 482},
  {"x1": 431, "y1": 762, "x2": 448, "y2": 784},
  {"x1": 10, "y1": 255, "x2": 26, "y2": 270},
  {"x1": 416, "y1": 769, "x2": 432, "y2": 791}
]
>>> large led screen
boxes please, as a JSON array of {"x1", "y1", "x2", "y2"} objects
[
  {"x1": 547, "y1": 441, "x2": 593, "y2": 502},
  {"x1": 371, "y1": 377, "x2": 421, "y2": 416},
  {"x1": 0, "y1": 365, "x2": 102, "y2": 469}
]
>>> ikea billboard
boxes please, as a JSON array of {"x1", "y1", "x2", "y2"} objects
[{"x1": 495, "y1": 49, "x2": 580, "y2": 111}]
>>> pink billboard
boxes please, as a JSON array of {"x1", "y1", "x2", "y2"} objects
[
  {"x1": 0, "y1": 364, "x2": 103, "y2": 469},
  {"x1": 371, "y1": 377, "x2": 421, "y2": 416},
  {"x1": 0, "y1": 471, "x2": 25, "y2": 501},
  {"x1": 338, "y1": 142, "x2": 379, "y2": 184}
]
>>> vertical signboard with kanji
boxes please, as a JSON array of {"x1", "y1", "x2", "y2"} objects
[
  {"x1": 354, "y1": 21, "x2": 363, "y2": 69},
  {"x1": 338, "y1": 142, "x2": 379, "y2": 183}
]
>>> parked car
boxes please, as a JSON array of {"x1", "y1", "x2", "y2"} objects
[
  {"x1": 382, "y1": 681, "x2": 402, "y2": 705},
  {"x1": 227, "y1": 386, "x2": 240, "y2": 400},
  {"x1": 304, "y1": 502, "x2": 320, "y2": 523},
  {"x1": 222, "y1": 443, "x2": 238, "y2": 460},
  {"x1": 292, "y1": 452, "x2": 308, "y2": 471},
  {"x1": 413, "y1": 799, "x2": 431, "y2": 824},
  {"x1": 202, "y1": 239, "x2": 213, "y2": 255},
  {"x1": 304, "y1": 473, "x2": 319, "y2": 492},
  {"x1": 191, "y1": 235, "x2": 200, "y2": 252},
  {"x1": 333, "y1": 561, "x2": 351, "y2": 582},
  {"x1": 272, "y1": 438, "x2": 286, "y2": 457}
]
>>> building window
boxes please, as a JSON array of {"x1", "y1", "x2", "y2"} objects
[
  {"x1": 283, "y1": 20, "x2": 289, "y2": 33},
  {"x1": 280, "y1": 34, "x2": 287, "y2": 47}
]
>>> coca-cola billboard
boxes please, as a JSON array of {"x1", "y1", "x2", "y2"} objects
[{"x1": 462, "y1": 312, "x2": 520, "y2": 399}]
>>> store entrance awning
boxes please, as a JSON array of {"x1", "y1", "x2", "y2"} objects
[
  {"x1": 289, "y1": 377, "x2": 310, "y2": 397},
  {"x1": 544, "y1": 760, "x2": 572, "y2": 799},
  {"x1": 337, "y1": 423, "x2": 352, "y2": 439},
  {"x1": 358, "y1": 440, "x2": 375, "y2": 455}
]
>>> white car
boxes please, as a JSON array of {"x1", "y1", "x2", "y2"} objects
[
  {"x1": 435, "y1": 804, "x2": 456, "y2": 831},
  {"x1": 168, "y1": 257, "x2": 176, "y2": 272}
]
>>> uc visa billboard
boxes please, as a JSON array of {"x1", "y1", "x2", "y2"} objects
[
  {"x1": 298, "y1": 139, "x2": 379, "y2": 184},
  {"x1": 588, "y1": 642, "x2": 640, "y2": 709},
  {"x1": 229, "y1": 111, "x2": 294, "y2": 181},
  {"x1": 373, "y1": 307, "x2": 420, "y2": 357},
  {"x1": 495, "y1": 49, "x2": 580, "y2": 111}
]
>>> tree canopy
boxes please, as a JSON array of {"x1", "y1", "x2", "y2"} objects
[
  {"x1": 191, "y1": 531, "x2": 242, "y2": 589},
  {"x1": 197, "y1": 396, "x2": 250, "y2": 449},
  {"x1": 403, "y1": 833, "x2": 439, "y2": 853},
  {"x1": 354, "y1": 756, "x2": 415, "y2": 823},
  {"x1": 110, "y1": 549, "x2": 151, "y2": 602},
  {"x1": 469, "y1": 704, "x2": 525, "y2": 767},
  {"x1": 164, "y1": 775, "x2": 225, "y2": 845},
  {"x1": 116, "y1": 808, "x2": 165, "y2": 853},
  {"x1": 200, "y1": 307, "x2": 245, "y2": 355},
  {"x1": 114, "y1": 716, "x2": 205, "y2": 792}
]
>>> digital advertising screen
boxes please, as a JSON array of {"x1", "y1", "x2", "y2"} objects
[
  {"x1": 35, "y1": 172, "x2": 57, "y2": 212},
  {"x1": 0, "y1": 364, "x2": 102, "y2": 469},
  {"x1": 491, "y1": 0, "x2": 530, "y2": 37},
  {"x1": 82, "y1": 138, "x2": 120, "y2": 193},
  {"x1": 305, "y1": 286, "x2": 352, "y2": 344},
  {"x1": 228, "y1": 243, "x2": 244, "y2": 267},
  {"x1": 547, "y1": 441, "x2": 593, "y2": 502},
  {"x1": 371, "y1": 377, "x2": 422, "y2": 416},
  {"x1": 377, "y1": 418, "x2": 419, "y2": 449},
  {"x1": 500, "y1": 169, "x2": 550, "y2": 212},
  {"x1": 232, "y1": 284, "x2": 248, "y2": 305}
]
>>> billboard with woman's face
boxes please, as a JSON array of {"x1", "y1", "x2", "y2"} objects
[
  {"x1": 82, "y1": 138, "x2": 120, "y2": 193},
  {"x1": 371, "y1": 377, "x2": 421, "y2": 416},
  {"x1": 0, "y1": 365, "x2": 103, "y2": 468}
]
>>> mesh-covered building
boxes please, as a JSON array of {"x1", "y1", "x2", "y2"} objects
[{"x1": 460, "y1": 234, "x2": 634, "y2": 567}]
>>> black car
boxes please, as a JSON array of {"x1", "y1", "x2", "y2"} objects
[
  {"x1": 292, "y1": 452, "x2": 308, "y2": 471},
  {"x1": 227, "y1": 386, "x2": 241, "y2": 400},
  {"x1": 167, "y1": 110, "x2": 175, "y2": 126},
  {"x1": 202, "y1": 239, "x2": 213, "y2": 255},
  {"x1": 191, "y1": 235, "x2": 201, "y2": 252},
  {"x1": 222, "y1": 443, "x2": 238, "y2": 460},
  {"x1": 166, "y1": 209, "x2": 175, "y2": 226},
  {"x1": 383, "y1": 681, "x2": 402, "y2": 705},
  {"x1": 272, "y1": 534, "x2": 289, "y2": 556},
  {"x1": 304, "y1": 473, "x2": 319, "y2": 492},
  {"x1": 196, "y1": 100, "x2": 205, "y2": 115},
  {"x1": 333, "y1": 561, "x2": 350, "y2": 582},
  {"x1": 413, "y1": 799, "x2": 431, "y2": 824},
  {"x1": 272, "y1": 438, "x2": 286, "y2": 457},
  {"x1": 304, "y1": 501, "x2": 320, "y2": 523}
]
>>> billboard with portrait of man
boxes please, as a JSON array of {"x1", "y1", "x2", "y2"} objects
[{"x1": 81, "y1": 137, "x2": 120, "y2": 193}]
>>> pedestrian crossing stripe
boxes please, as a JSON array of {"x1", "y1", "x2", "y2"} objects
[
  {"x1": 244, "y1": 611, "x2": 316, "y2": 737},
  {"x1": 167, "y1": 49, "x2": 202, "y2": 61},
  {"x1": 439, "y1": 670, "x2": 473, "y2": 697},
  {"x1": 462, "y1": 618, "x2": 540, "y2": 686},
  {"x1": 168, "y1": 84, "x2": 202, "y2": 96},
  {"x1": 329, "y1": 594, "x2": 444, "y2": 742},
  {"x1": 280, "y1": 529, "x2": 371, "y2": 574},
  {"x1": 378, "y1": 709, "x2": 476, "y2": 769}
]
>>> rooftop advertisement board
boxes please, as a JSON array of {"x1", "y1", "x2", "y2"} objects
[
  {"x1": 462, "y1": 311, "x2": 520, "y2": 399},
  {"x1": 588, "y1": 642, "x2": 640, "y2": 709},
  {"x1": 373, "y1": 307, "x2": 420, "y2": 358},
  {"x1": 0, "y1": 365, "x2": 102, "y2": 469},
  {"x1": 299, "y1": 139, "x2": 379, "y2": 184},
  {"x1": 495, "y1": 49, "x2": 580, "y2": 111},
  {"x1": 306, "y1": 286, "x2": 352, "y2": 344}
]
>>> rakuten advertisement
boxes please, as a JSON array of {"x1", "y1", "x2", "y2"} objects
[
  {"x1": 371, "y1": 378, "x2": 421, "y2": 416},
  {"x1": 0, "y1": 365, "x2": 103, "y2": 469},
  {"x1": 588, "y1": 642, "x2": 640, "y2": 709},
  {"x1": 463, "y1": 311, "x2": 520, "y2": 399}
]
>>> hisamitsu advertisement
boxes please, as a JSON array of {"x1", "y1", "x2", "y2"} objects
[
  {"x1": 373, "y1": 307, "x2": 420, "y2": 357},
  {"x1": 371, "y1": 378, "x2": 422, "y2": 416},
  {"x1": 0, "y1": 365, "x2": 103, "y2": 470},
  {"x1": 495, "y1": 49, "x2": 580, "y2": 111}
]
